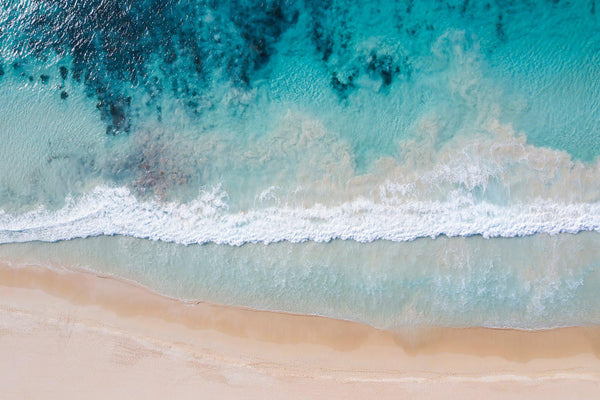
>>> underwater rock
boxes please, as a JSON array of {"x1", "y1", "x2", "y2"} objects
[
  {"x1": 7, "y1": 0, "x2": 301, "y2": 134},
  {"x1": 110, "y1": 103, "x2": 126, "y2": 128},
  {"x1": 461, "y1": 0, "x2": 470, "y2": 15},
  {"x1": 312, "y1": 20, "x2": 333, "y2": 61},
  {"x1": 96, "y1": 95, "x2": 131, "y2": 135},
  {"x1": 496, "y1": 14, "x2": 507, "y2": 42},
  {"x1": 59, "y1": 66, "x2": 68, "y2": 80},
  {"x1": 331, "y1": 72, "x2": 354, "y2": 97},
  {"x1": 366, "y1": 53, "x2": 401, "y2": 86},
  {"x1": 60, "y1": 91, "x2": 68, "y2": 99}
]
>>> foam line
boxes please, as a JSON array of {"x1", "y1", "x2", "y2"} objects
[{"x1": 1, "y1": 186, "x2": 599, "y2": 245}]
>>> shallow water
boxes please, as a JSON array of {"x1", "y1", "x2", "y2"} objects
[
  {"x1": 1, "y1": 0, "x2": 599, "y2": 328},
  {"x1": 2, "y1": 233, "x2": 600, "y2": 329}
]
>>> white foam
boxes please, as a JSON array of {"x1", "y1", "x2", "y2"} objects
[{"x1": 1, "y1": 185, "x2": 600, "y2": 245}]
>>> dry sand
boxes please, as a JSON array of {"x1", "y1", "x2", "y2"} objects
[{"x1": 1, "y1": 260, "x2": 599, "y2": 399}]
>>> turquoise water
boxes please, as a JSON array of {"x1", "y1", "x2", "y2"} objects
[
  {"x1": 1, "y1": 0, "x2": 600, "y2": 328},
  {"x1": 2, "y1": 233, "x2": 600, "y2": 329}
]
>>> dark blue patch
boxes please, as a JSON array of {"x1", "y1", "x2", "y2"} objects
[
  {"x1": 59, "y1": 66, "x2": 68, "y2": 80},
  {"x1": 4, "y1": 0, "x2": 300, "y2": 135}
]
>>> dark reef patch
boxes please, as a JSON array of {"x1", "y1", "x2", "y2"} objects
[
  {"x1": 306, "y1": 1, "x2": 417, "y2": 97},
  {"x1": 59, "y1": 66, "x2": 68, "y2": 80},
  {"x1": 0, "y1": 0, "x2": 595, "y2": 143},
  {"x1": 496, "y1": 13, "x2": 507, "y2": 42},
  {"x1": 460, "y1": 0, "x2": 470, "y2": 15},
  {"x1": 367, "y1": 53, "x2": 401, "y2": 86},
  {"x1": 1, "y1": 0, "x2": 301, "y2": 135},
  {"x1": 331, "y1": 71, "x2": 355, "y2": 98}
]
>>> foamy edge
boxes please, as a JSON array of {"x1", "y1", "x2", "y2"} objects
[{"x1": 1, "y1": 185, "x2": 599, "y2": 245}]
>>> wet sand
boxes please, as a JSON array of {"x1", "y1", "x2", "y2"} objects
[{"x1": 1, "y1": 260, "x2": 599, "y2": 399}]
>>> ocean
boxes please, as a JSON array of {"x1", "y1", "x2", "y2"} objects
[{"x1": 1, "y1": 0, "x2": 599, "y2": 329}]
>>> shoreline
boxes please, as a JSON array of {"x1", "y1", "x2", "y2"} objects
[{"x1": 1, "y1": 259, "x2": 599, "y2": 398}]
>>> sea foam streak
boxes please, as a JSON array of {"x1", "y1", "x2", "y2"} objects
[{"x1": 1, "y1": 185, "x2": 599, "y2": 245}]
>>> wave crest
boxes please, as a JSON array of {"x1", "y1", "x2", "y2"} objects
[{"x1": 1, "y1": 184, "x2": 599, "y2": 245}]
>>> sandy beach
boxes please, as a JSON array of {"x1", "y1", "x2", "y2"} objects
[{"x1": 1, "y1": 259, "x2": 599, "y2": 399}]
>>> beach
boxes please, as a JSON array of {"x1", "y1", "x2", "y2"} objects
[
  {"x1": 2, "y1": 2, "x2": 600, "y2": 398},
  {"x1": 1, "y1": 260, "x2": 599, "y2": 399}
]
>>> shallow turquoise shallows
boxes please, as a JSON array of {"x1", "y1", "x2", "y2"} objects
[{"x1": 1, "y1": 0, "x2": 600, "y2": 329}]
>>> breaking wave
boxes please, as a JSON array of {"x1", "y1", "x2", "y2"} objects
[{"x1": 1, "y1": 184, "x2": 599, "y2": 245}]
